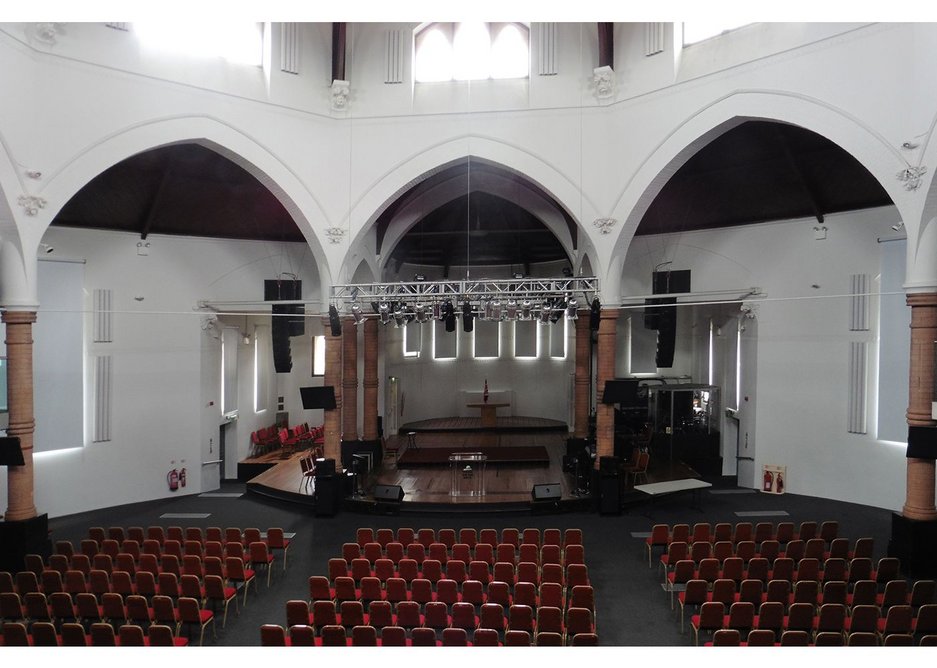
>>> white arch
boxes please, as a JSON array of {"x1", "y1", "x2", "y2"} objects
[
  {"x1": 0, "y1": 133, "x2": 34, "y2": 307},
  {"x1": 603, "y1": 91, "x2": 910, "y2": 302},
  {"x1": 346, "y1": 136, "x2": 592, "y2": 266},
  {"x1": 36, "y1": 115, "x2": 334, "y2": 302}
]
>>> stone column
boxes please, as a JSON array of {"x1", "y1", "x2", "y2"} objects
[
  {"x1": 362, "y1": 318, "x2": 379, "y2": 441},
  {"x1": 322, "y1": 316, "x2": 342, "y2": 463},
  {"x1": 574, "y1": 314, "x2": 591, "y2": 438},
  {"x1": 2, "y1": 311, "x2": 38, "y2": 521},
  {"x1": 341, "y1": 318, "x2": 359, "y2": 442},
  {"x1": 903, "y1": 293, "x2": 937, "y2": 521},
  {"x1": 594, "y1": 309, "x2": 617, "y2": 465}
]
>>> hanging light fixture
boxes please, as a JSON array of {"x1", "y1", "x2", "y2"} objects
[
  {"x1": 351, "y1": 303, "x2": 365, "y2": 324},
  {"x1": 490, "y1": 299, "x2": 502, "y2": 321},
  {"x1": 539, "y1": 300, "x2": 552, "y2": 323},
  {"x1": 520, "y1": 299, "x2": 532, "y2": 320},
  {"x1": 506, "y1": 299, "x2": 518, "y2": 320},
  {"x1": 415, "y1": 303, "x2": 428, "y2": 323},
  {"x1": 566, "y1": 297, "x2": 579, "y2": 320},
  {"x1": 393, "y1": 303, "x2": 406, "y2": 327},
  {"x1": 379, "y1": 301, "x2": 391, "y2": 325}
]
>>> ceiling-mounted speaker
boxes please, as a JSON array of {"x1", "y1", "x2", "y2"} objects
[
  {"x1": 266, "y1": 279, "x2": 304, "y2": 336},
  {"x1": 590, "y1": 298, "x2": 601, "y2": 332},
  {"x1": 328, "y1": 305, "x2": 342, "y2": 337}
]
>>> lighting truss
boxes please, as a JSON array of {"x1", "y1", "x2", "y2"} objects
[{"x1": 331, "y1": 277, "x2": 599, "y2": 320}]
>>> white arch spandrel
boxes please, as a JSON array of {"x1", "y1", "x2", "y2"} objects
[
  {"x1": 34, "y1": 115, "x2": 336, "y2": 304},
  {"x1": 603, "y1": 91, "x2": 912, "y2": 303}
]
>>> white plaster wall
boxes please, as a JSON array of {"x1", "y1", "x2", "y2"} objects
[
  {"x1": 619, "y1": 206, "x2": 908, "y2": 510},
  {"x1": 3, "y1": 226, "x2": 320, "y2": 518}
]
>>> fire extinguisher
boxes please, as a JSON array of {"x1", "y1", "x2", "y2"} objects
[
  {"x1": 179, "y1": 468, "x2": 186, "y2": 488},
  {"x1": 775, "y1": 472, "x2": 784, "y2": 494},
  {"x1": 168, "y1": 469, "x2": 179, "y2": 492},
  {"x1": 763, "y1": 469, "x2": 773, "y2": 492}
]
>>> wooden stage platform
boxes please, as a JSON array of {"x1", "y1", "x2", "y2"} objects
[{"x1": 241, "y1": 416, "x2": 703, "y2": 514}]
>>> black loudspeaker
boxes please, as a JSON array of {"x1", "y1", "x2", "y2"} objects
[
  {"x1": 562, "y1": 455, "x2": 578, "y2": 473},
  {"x1": 373, "y1": 484, "x2": 405, "y2": 502},
  {"x1": 531, "y1": 483, "x2": 562, "y2": 501},
  {"x1": 599, "y1": 475, "x2": 621, "y2": 515},
  {"x1": 272, "y1": 320, "x2": 292, "y2": 373},
  {"x1": 314, "y1": 476, "x2": 341, "y2": 517},
  {"x1": 600, "y1": 456, "x2": 620, "y2": 476},
  {"x1": 907, "y1": 426, "x2": 937, "y2": 459},
  {"x1": 656, "y1": 308, "x2": 676, "y2": 368},
  {"x1": 328, "y1": 305, "x2": 342, "y2": 337},
  {"x1": 590, "y1": 298, "x2": 601, "y2": 332},
  {"x1": 315, "y1": 458, "x2": 336, "y2": 478},
  {"x1": 377, "y1": 415, "x2": 384, "y2": 438},
  {"x1": 266, "y1": 279, "x2": 304, "y2": 337},
  {"x1": 0, "y1": 437, "x2": 25, "y2": 466}
]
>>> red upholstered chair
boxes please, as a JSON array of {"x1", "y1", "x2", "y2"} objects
[
  {"x1": 645, "y1": 524, "x2": 670, "y2": 567},
  {"x1": 428, "y1": 542, "x2": 448, "y2": 566},
  {"x1": 397, "y1": 528, "x2": 415, "y2": 547},
  {"x1": 570, "y1": 632, "x2": 599, "y2": 646},
  {"x1": 474, "y1": 543, "x2": 494, "y2": 566},
  {"x1": 469, "y1": 560, "x2": 490, "y2": 586},
  {"x1": 501, "y1": 528, "x2": 520, "y2": 548},
  {"x1": 479, "y1": 528, "x2": 498, "y2": 548},
  {"x1": 508, "y1": 604, "x2": 534, "y2": 635},
  {"x1": 359, "y1": 576, "x2": 383, "y2": 607},
  {"x1": 773, "y1": 522, "x2": 795, "y2": 544},
  {"x1": 350, "y1": 558, "x2": 373, "y2": 583},
  {"x1": 364, "y1": 542, "x2": 384, "y2": 564},
  {"x1": 708, "y1": 629, "x2": 740, "y2": 647},
  {"x1": 340, "y1": 600, "x2": 365, "y2": 629},
  {"x1": 459, "y1": 528, "x2": 478, "y2": 549},
  {"x1": 678, "y1": 580, "x2": 707, "y2": 633},
  {"x1": 424, "y1": 601, "x2": 451, "y2": 632},
  {"x1": 397, "y1": 558, "x2": 420, "y2": 584},
  {"x1": 385, "y1": 542, "x2": 405, "y2": 565},
  {"x1": 417, "y1": 528, "x2": 436, "y2": 549},
  {"x1": 496, "y1": 543, "x2": 516, "y2": 566},
  {"x1": 342, "y1": 542, "x2": 361, "y2": 563},
  {"x1": 367, "y1": 600, "x2": 394, "y2": 631},
  {"x1": 90, "y1": 622, "x2": 118, "y2": 646},
  {"x1": 410, "y1": 578, "x2": 434, "y2": 609},
  {"x1": 514, "y1": 581, "x2": 537, "y2": 610},
  {"x1": 878, "y1": 579, "x2": 909, "y2": 611},
  {"x1": 384, "y1": 578, "x2": 409, "y2": 606},
  {"x1": 177, "y1": 596, "x2": 214, "y2": 646},
  {"x1": 780, "y1": 630, "x2": 810, "y2": 646},
  {"x1": 536, "y1": 605, "x2": 564, "y2": 639},
  {"x1": 844, "y1": 606, "x2": 879, "y2": 636},
  {"x1": 320, "y1": 624, "x2": 349, "y2": 646},
  {"x1": 726, "y1": 601, "x2": 755, "y2": 637},
  {"x1": 356, "y1": 527, "x2": 374, "y2": 549},
  {"x1": 394, "y1": 600, "x2": 423, "y2": 630},
  {"x1": 431, "y1": 528, "x2": 452, "y2": 551},
  {"x1": 334, "y1": 576, "x2": 360, "y2": 604},
  {"x1": 814, "y1": 603, "x2": 847, "y2": 637},
  {"x1": 446, "y1": 560, "x2": 466, "y2": 585},
  {"x1": 286, "y1": 599, "x2": 312, "y2": 629},
  {"x1": 375, "y1": 528, "x2": 394, "y2": 549},
  {"x1": 182, "y1": 555, "x2": 204, "y2": 579},
  {"x1": 442, "y1": 627, "x2": 470, "y2": 646},
  {"x1": 260, "y1": 623, "x2": 288, "y2": 646},
  {"x1": 411, "y1": 627, "x2": 439, "y2": 647},
  {"x1": 504, "y1": 629, "x2": 531, "y2": 646},
  {"x1": 709, "y1": 579, "x2": 736, "y2": 608},
  {"x1": 569, "y1": 584, "x2": 594, "y2": 614},
  {"x1": 541, "y1": 563, "x2": 564, "y2": 589},
  {"x1": 379, "y1": 625, "x2": 407, "y2": 646},
  {"x1": 328, "y1": 557, "x2": 349, "y2": 583},
  {"x1": 308, "y1": 575, "x2": 334, "y2": 602},
  {"x1": 117, "y1": 624, "x2": 147, "y2": 647},
  {"x1": 267, "y1": 528, "x2": 292, "y2": 570},
  {"x1": 225, "y1": 557, "x2": 255, "y2": 605},
  {"x1": 374, "y1": 558, "x2": 395, "y2": 584},
  {"x1": 541, "y1": 544, "x2": 562, "y2": 568},
  {"x1": 479, "y1": 602, "x2": 506, "y2": 635},
  {"x1": 406, "y1": 542, "x2": 426, "y2": 565},
  {"x1": 473, "y1": 628, "x2": 501, "y2": 646},
  {"x1": 519, "y1": 543, "x2": 539, "y2": 566},
  {"x1": 493, "y1": 561, "x2": 516, "y2": 588},
  {"x1": 421, "y1": 559, "x2": 443, "y2": 586},
  {"x1": 821, "y1": 557, "x2": 847, "y2": 583},
  {"x1": 521, "y1": 528, "x2": 540, "y2": 548},
  {"x1": 60, "y1": 622, "x2": 89, "y2": 646},
  {"x1": 452, "y1": 543, "x2": 472, "y2": 565},
  {"x1": 784, "y1": 602, "x2": 815, "y2": 634},
  {"x1": 204, "y1": 574, "x2": 237, "y2": 628},
  {"x1": 351, "y1": 624, "x2": 378, "y2": 646},
  {"x1": 878, "y1": 604, "x2": 913, "y2": 640},
  {"x1": 435, "y1": 579, "x2": 460, "y2": 607},
  {"x1": 690, "y1": 602, "x2": 723, "y2": 646},
  {"x1": 517, "y1": 561, "x2": 539, "y2": 588},
  {"x1": 312, "y1": 599, "x2": 338, "y2": 632},
  {"x1": 100, "y1": 592, "x2": 127, "y2": 627},
  {"x1": 125, "y1": 593, "x2": 153, "y2": 628},
  {"x1": 758, "y1": 540, "x2": 780, "y2": 562},
  {"x1": 451, "y1": 601, "x2": 480, "y2": 633},
  {"x1": 487, "y1": 581, "x2": 513, "y2": 609},
  {"x1": 912, "y1": 582, "x2": 936, "y2": 610},
  {"x1": 536, "y1": 631, "x2": 564, "y2": 646},
  {"x1": 248, "y1": 541, "x2": 274, "y2": 587},
  {"x1": 461, "y1": 580, "x2": 486, "y2": 607},
  {"x1": 746, "y1": 629, "x2": 776, "y2": 647}
]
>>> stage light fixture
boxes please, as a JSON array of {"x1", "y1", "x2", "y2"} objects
[
  {"x1": 566, "y1": 297, "x2": 579, "y2": 320},
  {"x1": 379, "y1": 301, "x2": 391, "y2": 325},
  {"x1": 506, "y1": 299, "x2": 517, "y2": 320},
  {"x1": 415, "y1": 303, "x2": 428, "y2": 323},
  {"x1": 432, "y1": 302, "x2": 442, "y2": 320},
  {"x1": 462, "y1": 302, "x2": 474, "y2": 332},
  {"x1": 490, "y1": 299, "x2": 502, "y2": 321},
  {"x1": 520, "y1": 299, "x2": 532, "y2": 320},
  {"x1": 444, "y1": 301, "x2": 456, "y2": 332},
  {"x1": 539, "y1": 301, "x2": 551, "y2": 323},
  {"x1": 483, "y1": 299, "x2": 493, "y2": 320},
  {"x1": 351, "y1": 303, "x2": 365, "y2": 324},
  {"x1": 393, "y1": 304, "x2": 406, "y2": 327},
  {"x1": 550, "y1": 298, "x2": 564, "y2": 323}
]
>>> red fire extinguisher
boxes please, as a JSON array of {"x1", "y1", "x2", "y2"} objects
[
  {"x1": 168, "y1": 469, "x2": 179, "y2": 492},
  {"x1": 763, "y1": 469, "x2": 773, "y2": 492},
  {"x1": 179, "y1": 468, "x2": 187, "y2": 488},
  {"x1": 775, "y1": 472, "x2": 784, "y2": 494}
]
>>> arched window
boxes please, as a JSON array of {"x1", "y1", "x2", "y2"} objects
[
  {"x1": 134, "y1": 20, "x2": 263, "y2": 65},
  {"x1": 415, "y1": 22, "x2": 529, "y2": 83},
  {"x1": 682, "y1": 22, "x2": 750, "y2": 47}
]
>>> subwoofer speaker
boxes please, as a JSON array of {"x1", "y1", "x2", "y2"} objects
[
  {"x1": 531, "y1": 483, "x2": 562, "y2": 501},
  {"x1": 373, "y1": 484, "x2": 404, "y2": 502}
]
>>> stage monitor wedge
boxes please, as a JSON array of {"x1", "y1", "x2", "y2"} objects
[
  {"x1": 531, "y1": 483, "x2": 561, "y2": 501},
  {"x1": 301, "y1": 386, "x2": 337, "y2": 410},
  {"x1": 373, "y1": 484, "x2": 405, "y2": 502}
]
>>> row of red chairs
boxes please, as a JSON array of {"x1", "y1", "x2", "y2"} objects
[
  {"x1": 355, "y1": 527, "x2": 583, "y2": 552},
  {"x1": 251, "y1": 423, "x2": 323, "y2": 457},
  {"x1": 78, "y1": 525, "x2": 290, "y2": 557},
  {"x1": 676, "y1": 578, "x2": 935, "y2": 630},
  {"x1": 341, "y1": 540, "x2": 584, "y2": 569},
  {"x1": 646, "y1": 521, "x2": 839, "y2": 565},
  {"x1": 665, "y1": 556, "x2": 900, "y2": 598},
  {"x1": 285, "y1": 597, "x2": 595, "y2": 645},
  {"x1": 310, "y1": 574, "x2": 594, "y2": 615},
  {"x1": 706, "y1": 628, "x2": 937, "y2": 646},
  {"x1": 691, "y1": 600, "x2": 937, "y2": 646},
  {"x1": 0, "y1": 590, "x2": 215, "y2": 645},
  {"x1": 0, "y1": 621, "x2": 188, "y2": 647},
  {"x1": 658, "y1": 537, "x2": 872, "y2": 577},
  {"x1": 260, "y1": 623, "x2": 598, "y2": 647},
  {"x1": 326, "y1": 558, "x2": 590, "y2": 594}
]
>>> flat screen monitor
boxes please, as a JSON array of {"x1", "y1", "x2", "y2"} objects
[
  {"x1": 0, "y1": 437, "x2": 25, "y2": 466},
  {"x1": 602, "y1": 379, "x2": 642, "y2": 406},
  {"x1": 300, "y1": 386, "x2": 337, "y2": 410}
]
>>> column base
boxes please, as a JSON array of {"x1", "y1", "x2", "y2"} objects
[
  {"x1": 888, "y1": 512, "x2": 937, "y2": 578},
  {"x1": 0, "y1": 513, "x2": 51, "y2": 572}
]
